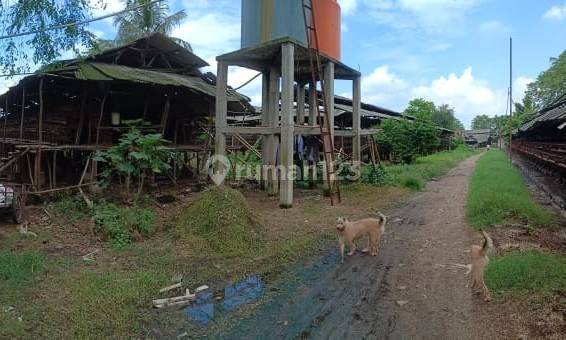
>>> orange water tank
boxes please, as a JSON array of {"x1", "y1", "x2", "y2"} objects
[{"x1": 310, "y1": 0, "x2": 341, "y2": 60}]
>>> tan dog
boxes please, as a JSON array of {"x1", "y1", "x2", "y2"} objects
[
  {"x1": 336, "y1": 212, "x2": 387, "y2": 263},
  {"x1": 470, "y1": 230, "x2": 493, "y2": 301}
]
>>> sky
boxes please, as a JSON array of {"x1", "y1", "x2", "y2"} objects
[{"x1": 2, "y1": 0, "x2": 565, "y2": 128}]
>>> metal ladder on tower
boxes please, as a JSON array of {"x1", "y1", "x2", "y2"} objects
[{"x1": 301, "y1": 0, "x2": 341, "y2": 205}]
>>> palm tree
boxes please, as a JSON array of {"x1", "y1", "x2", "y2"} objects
[{"x1": 113, "y1": 0, "x2": 192, "y2": 50}]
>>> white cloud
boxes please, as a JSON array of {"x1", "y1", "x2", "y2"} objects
[
  {"x1": 543, "y1": 3, "x2": 566, "y2": 21},
  {"x1": 338, "y1": 0, "x2": 358, "y2": 15},
  {"x1": 0, "y1": 77, "x2": 20, "y2": 96},
  {"x1": 360, "y1": 66, "x2": 409, "y2": 109},
  {"x1": 362, "y1": 0, "x2": 482, "y2": 34},
  {"x1": 411, "y1": 67, "x2": 500, "y2": 127},
  {"x1": 513, "y1": 76, "x2": 534, "y2": 102},
  {"x1": 479, "y1": 20, "x2": 510, "y2": 34},
  {"x1": 354, "y1": 66, "x2": 534, "y2": 128}
]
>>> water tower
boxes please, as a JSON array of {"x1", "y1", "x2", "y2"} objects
[{"x1": 214, "y1": 0, "x2": 362, "y2": 208}]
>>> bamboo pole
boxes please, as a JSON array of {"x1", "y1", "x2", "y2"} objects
[
  {"x1": 19, "y1": 87, "x2": 25, "y2": 139},
  {"x1": 34, "y1": 77, "x2": 45, "y2": 189},
  {"x1": 93, "y1": 90, "x2": 108, "y2": 181}
]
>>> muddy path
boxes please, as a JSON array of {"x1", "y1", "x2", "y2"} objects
[{"x1": 205, "y1": 156, "x2": 489, "y2": 339}]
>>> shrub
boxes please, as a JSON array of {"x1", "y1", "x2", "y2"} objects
[
  {"x1": 361, "y1": 164, "x2": 392, "y2": 186},
  {"x1": 50, "y1": 194, "x2": 89, "y2": 223},
  {"x1": 93, "y1": 202, "x2": 155, "y2": 248},
  {"x1": 95, "y1": 120, "x2": 175, "y2": 200},
  {"x1": 176, "y1": 186, "x2": 260, "y2": 254}
]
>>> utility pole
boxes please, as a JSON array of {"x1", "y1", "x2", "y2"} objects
[{"x1": 508, "y1": 37, "x2": 513, "y2": 159}]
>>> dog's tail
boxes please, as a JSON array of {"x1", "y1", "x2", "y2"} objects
[
  {"x1": 377, "y1": 212, "x2": 387, "y2": 224},
  {"x1": 480, "y1": 230, "x2": 493, "y2": 256}
]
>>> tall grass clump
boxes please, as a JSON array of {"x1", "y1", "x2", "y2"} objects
[
  {"x1": 0, "y1": 251, "x2": 44, "y2": 283},
  {"x1": 486, "y1": 250, "x2": 566, "y2": 295},
  {"x1": 176, "y1": 186, "x2": 261, "y2": 254},
  {"x1": 466, "y1": 150, "x2": 552, "y2": 228}
]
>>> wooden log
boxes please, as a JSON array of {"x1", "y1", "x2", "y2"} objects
[
  {"x1": 159, "y1": 282, "x2": 182, "y2": 293},
  {"x1": 152, "y1": 293, "x2": 196, "y2": 307}
]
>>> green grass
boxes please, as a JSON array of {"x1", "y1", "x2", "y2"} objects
[
  {"x1": 0, "y1": 250, "x2": 44, "y2": 283},
  {"x1": 486, "y1": 250, "x2": 566, "y2": 296},
  {"x1": 385, "y1": 146, "x2": 477, "y2": 191},
  {"x1": 466, "y1": 149, "x2": 553, "y2": 228}
]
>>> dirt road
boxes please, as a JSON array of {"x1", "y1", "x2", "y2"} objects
[{"x1": 208, "y1": 155, "x2": 488, "y2": 339}]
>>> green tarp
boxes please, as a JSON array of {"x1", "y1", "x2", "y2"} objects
[{"x1": 74, "y1": 62, "x2": 246, "y2": 102}]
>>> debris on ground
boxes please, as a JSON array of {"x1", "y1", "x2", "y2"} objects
[
  {"x1": 81, "y1": 249, "x2": 99, "y2": 262},
  {"x1": 17, "y1": 223, "x2": 37, "y2": 237},
  {"x1": 159, "y1": 282, "x2": 182, "y2": 294}
]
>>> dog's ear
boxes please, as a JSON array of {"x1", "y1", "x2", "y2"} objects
[{"x1": 336, "y1": 217, "x2": 344, "y2": 224}]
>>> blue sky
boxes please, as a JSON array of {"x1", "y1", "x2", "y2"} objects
[{"x1": 2, "y1": 0, "x2": 566, "y2": 128}]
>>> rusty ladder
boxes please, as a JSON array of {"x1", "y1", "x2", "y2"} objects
[{"x1": 301, "y1": 0, "x2": 341, "y2": 205}]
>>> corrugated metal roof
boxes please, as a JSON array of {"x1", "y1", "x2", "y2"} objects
[
  {"x1": 73, "y1": 63, "x2": 245, "y2": 102},
  {"x1": 83, "y1": 33, "x2": 208, "y2": 69},
  {"x1": 519, "y1": 99, "x2": 566, "y2": 132}
]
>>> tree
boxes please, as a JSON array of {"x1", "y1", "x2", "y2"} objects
[
  {"x1": 471, "y1": 115, "x2": 492, "y2": 130},
  {"x1": 0, "y1": 0, "x2": 96, "y2": 74},
  {"x1": 376, "y1": 119, "x2": 440, "y2": 164},
  {"x1": 525, "y1": 50, "x2": 566, "y2": 109},
  {"x1": 404, "y1": 98, "x2": 436, "y2": 121},
  {"x1": 113, "y1": 0, "x2": 190, "y2": 49},
  {"x1": 432, "y1": 104, "x2": 464, "y2": 131}
]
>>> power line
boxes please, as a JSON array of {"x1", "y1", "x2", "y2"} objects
[{"x1": 0, "y1": 0, "x2": 164, "y2": 40}]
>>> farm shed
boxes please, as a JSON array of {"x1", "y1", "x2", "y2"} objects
[
  {"x1": 0, "y1": 33, "x2": 253, "y2": 194},
  {"x1": 512, "y1": 97, "x2": 566, "y2": 171}
]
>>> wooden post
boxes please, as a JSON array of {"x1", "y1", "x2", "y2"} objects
[
  {"x1": 323, "y1": 62, "x2": 335, "y2": 140},
  {"x1": 93, "y1": 89, "x2": 108, "y2": 181},
  {"x1": 308, "y1": 81, "x2": 317, "y2": 126},
  {"x1": 4, "y1": 96, "x2": 8, "y2": 140},
  {"x1": 75, "y1": 86, "x2": 88, "y2": 145},
  {"x1": 52, "y1": 150, "x2": 57, "y2": 188},
  {"x1": 214, "y1": 62, "x2": 228, "y2": 181},
  {"x1": 297, "y1": 82, "x2": 305, "y2": 125},
  {"x1": 279, "y1": 43, "x2": 294, "y2": 208},
  {"x1": 352, "y1": 76, "x2": 361, "y2": 163},
  {"x1": 19, "y1": 87, "x2": 25, "y2": 140},
  {"x1": 266, "y1": 66, "x2": 280, "y2": 196},
  {"x1": 35, "y1": 77, "x2": 45, "y2": 189},
  {"x1": 260, "y1": 71, "x2": 270, "y2": 189},
  {"x1": 160, "y1": 93, "x2": 170, "y2": 135}
]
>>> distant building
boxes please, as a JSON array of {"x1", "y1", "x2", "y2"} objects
[{"x1": 464, "y1": 129, "x2": 492, "y2": 147}]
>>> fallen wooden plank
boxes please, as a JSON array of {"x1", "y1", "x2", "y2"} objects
[{"x1": 159, "y1": 282, "x2": 182, "y2": 294}]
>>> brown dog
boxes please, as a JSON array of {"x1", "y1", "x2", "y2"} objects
[
  {"x1": 336, "y1": 212, "x2": 387, "y2": 263},
  {"x1": 470, "y1": 230, "x2": 493, "y2": 301}
]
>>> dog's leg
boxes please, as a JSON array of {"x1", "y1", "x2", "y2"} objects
[
  {"x1": 370, "y1": 231, "x2": 379, "y2": 256},
  {"x1": 340, "y1": 242, "x2": 345, "y2": 263},
  {"x1": 347, "y1": 240, "x2": 356, "y2": 256},
  {"x1": 362, "y1": 235, "x2": 370, "y2": 253},
  {"x1": 480, "y1": 276, "x2": 491, "y2": 301}
]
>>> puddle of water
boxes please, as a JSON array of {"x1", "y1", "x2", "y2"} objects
[{"x1": 185, "y1": 275, "x2": 264, "y2": 325}]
